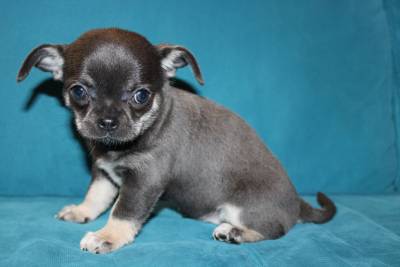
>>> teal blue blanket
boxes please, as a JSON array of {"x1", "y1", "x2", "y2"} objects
[{"x1": 0, "y1": 196, "x2": 399, "y2": 267}]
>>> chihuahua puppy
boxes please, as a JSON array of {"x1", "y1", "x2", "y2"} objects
[{"x1": 17, "y1": 28, "x2": 336, "y2": 254}]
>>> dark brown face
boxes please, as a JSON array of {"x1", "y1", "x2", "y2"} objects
[
  {"x1": 62, "y1": 29, "x2": 164, "y2": 143},
  {"x1": 17, "y1": 28, "x2": 204, "y2": 144}
]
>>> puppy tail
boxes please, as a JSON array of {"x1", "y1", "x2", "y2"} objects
[{"x1": 299, "y1": 192, "x2": 336, "y2": 224}]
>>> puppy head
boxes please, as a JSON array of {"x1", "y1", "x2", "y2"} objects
[{"x1": 17, "y1": 28, "x2": 203, "y2": 144}]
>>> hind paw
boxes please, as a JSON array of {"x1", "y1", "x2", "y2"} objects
[{"x1": 212, "y1": 223, "x2": 243, "y2": 244}]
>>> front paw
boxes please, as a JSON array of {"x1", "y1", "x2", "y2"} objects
[
  {"x1": 80, "y1": 218, "x2": 137, "y2": 254},
  {"x1": 80, "y1": 230, "x2": 132, "y2": 254},
  {"x1": 56, "y1": 204, "x2": 92, "y2": 223}
]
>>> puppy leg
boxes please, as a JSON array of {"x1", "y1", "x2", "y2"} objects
[
  {"x1": 209, "y1": 204, "x2": 263, "y2": 244},
  {"x1": 80, "y1": 167, "x2": 163, "y2": 253},
  {"x1": 57, "y1": 169, "x2": 118, "y2": 223},
  {"x1": 211, "y1": 203, "x2": 286, "y2": 244}
]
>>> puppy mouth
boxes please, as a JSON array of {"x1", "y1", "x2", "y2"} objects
[
  {"x1": 99, "y1": 136, "x2": 122, "y2": 145},
  {"x1": 75, "y1": 118, "x2": 143, "y2": 145},
  {"x1": 90, "y1": 130, "x2": 138, "y2": 146},
  {"x1": 96, "y1": 132, "x2": 128, "y2": 145}
]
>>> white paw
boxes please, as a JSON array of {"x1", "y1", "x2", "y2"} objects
[
  {"x1": 80, "y1": 230, "x2": 132, "y2": 254},
  {"x1": 213, "y1": 223, "x2": 243, "y2": 244},
  {"x1": 56, "y1": 204, "x2": 92, "y2": 223},
  {"x1": 80, "y1": 218, "x2": 137, "y2": 254},
  {"x1": 80, "y1": 232, "x2": 114, "y2": 254}
]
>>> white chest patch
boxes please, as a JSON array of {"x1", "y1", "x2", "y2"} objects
[{"x1": 96, "y1": 159, "x2": 123, "y2": 186}]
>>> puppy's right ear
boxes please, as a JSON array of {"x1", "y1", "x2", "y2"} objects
[{"x1": 17, "y1": 44, "x2": 66, "y2": 82}]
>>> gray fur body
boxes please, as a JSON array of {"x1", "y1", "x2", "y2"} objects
[{"x1": 97, "y1": 85, "x2": 299, "y2": 237}]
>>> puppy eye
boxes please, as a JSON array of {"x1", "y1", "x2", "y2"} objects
[
  {"x1": 133, "y1": 88, "x2": 151, "y2": 104},
  {"x1": 70, "y1": 85, "x2": 88, "y2": 103}
]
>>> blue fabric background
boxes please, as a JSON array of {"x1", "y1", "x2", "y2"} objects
[{"x1": 1, "y1": 0, "x2": 399, "y2": 195}]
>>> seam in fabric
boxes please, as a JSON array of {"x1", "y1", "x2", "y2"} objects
[{"x1": 382, "y1": 0, "x2": 400, "y2": 192}]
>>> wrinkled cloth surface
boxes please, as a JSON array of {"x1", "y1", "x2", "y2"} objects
[{"x1": 0, "y1": 196, "x2": 398, "y2": 267}]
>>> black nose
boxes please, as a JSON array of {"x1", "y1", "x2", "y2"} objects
[{"x1": 97, "y1": 118, "x2": 118, "y2": 131}]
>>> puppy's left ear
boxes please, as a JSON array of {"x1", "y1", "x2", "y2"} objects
[
  {"x1": 17, "y1": 44, "x2": 66, "y2": 82},
  {"x1": 157, "y1": 44, "x2": 204, "y2": 85}
]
